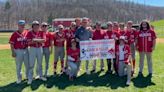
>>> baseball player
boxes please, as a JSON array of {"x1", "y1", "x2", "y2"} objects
[
  {"x1": 91, "y1": 22, "x2": 105, "y2": 72},
  {"x1": 67, "y1": 39, "x2": 80, "y2": 81},
  {"x1": 136, "y1": 20, "x2": 156, "y2": 77},
  {"x1": 119, "y1": 23, "x2": 131, "y2": 45},
  {"x1": 26, "y1": 21, "x2": 47, "y2": 84},
  {"x1": 126, "y1": 21, "x2": 137, "y2": 75},
  {"x1": 9, "y1": 20, "x2": 29, "y2": 84},
  {"x1": 116, "y1": 36, "x2": 132, "y2": 86},
  {"x1": 52, "y1": 24, "x2": 66, "y2": 75},
  {"x1": 41, "y1": 22, "x2": 53, "y2": 77},
  {"x1": 104, "y1": 22, "x2": 120, "y2": 74}
]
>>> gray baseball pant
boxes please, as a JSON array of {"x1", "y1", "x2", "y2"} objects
[
  {"x1": 28, "y1": 47, "x2": 43, "y2": 81},
  {"x1": 14, "y1": 48, "x2": 29, "y2": 80}
]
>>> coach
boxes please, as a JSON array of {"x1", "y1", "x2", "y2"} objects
[{"x1": 75, "y1": 17, "x2": 92, "y2": 74}]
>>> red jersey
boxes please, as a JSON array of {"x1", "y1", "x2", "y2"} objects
[
  {"x1": 136, "y1": 30, "x2": 156, "y2": 52},
  {"x1": 43, "y1": 31, "x2": 53, "y2": 48},
  {"x1": 9, "y1": 30, "x2": 28, "y2": 49},
  {"x1": 64, "y1": 29, "x2": 75, "y2": 49},
  {"x1": 127, "y1": 29, "x2": 138, "y2": 44},
  {"x1": 104, "y1": 31, "x2": 120, "y2": 40},
  {"x1": 92, "y1": 29, "x2": 105, "y2": 40},
  {"x1": 119, "y1": 30, "x2": 131, "y2": 45},
  {"x1": 53, "y1": 31, "x2": 66, "y2": 47},
  {"x1": 116, "y1": 45, "x2": 131, "y2": 64},
  {"x1": 26, "y1": 30, "x2": 45, "y2": 47},
  {"x1": 67, "y1": 48, "x2": 80, "y2": 62}
]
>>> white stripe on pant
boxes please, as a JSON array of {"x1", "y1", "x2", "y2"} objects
[
  {"x1": 118, "y1": 61, "x2": 131, "y2": 81},
  {"x1": 28, "y1": 47, "x2": 43, "y2": 81},
  {"x1": 14, "y1": 48, "x2": 29, "y2": 80},
  {"x1": 139, "y1": 52, "x2": 153, "y2": 74},
  {"x1": 43, "y1": 47, "x2": 50, "y2": 76}
]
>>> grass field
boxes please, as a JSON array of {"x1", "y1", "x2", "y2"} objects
[
  {"x1": 0, "y1": 43, "x2": 164, "y2": 92},
  {"x1": 151, "y1": 20, "x2": 164, "y2": 38}
]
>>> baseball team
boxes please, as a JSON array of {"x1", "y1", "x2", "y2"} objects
[{"x1": 9, "y1": 17, "x2": 156, "y2": 86}]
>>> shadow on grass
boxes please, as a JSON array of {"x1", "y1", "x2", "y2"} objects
[
  {"x1": 132, "y1": 75, "x2": 156, "y2": 88},
  {"x1": 0, "y1": 71, "x2": 156, "y2": 92}
]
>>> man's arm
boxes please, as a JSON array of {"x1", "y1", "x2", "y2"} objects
[{"x1": 10, "y1": 44, "x2": 16, "y2": 57}]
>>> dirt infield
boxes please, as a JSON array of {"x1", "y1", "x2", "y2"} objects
[
  {"x1": 0, "y1": 44, "x2": 10, "y2": 50},
  {"x1": 0, "y1": 38, "x2": 164, "y2": 50}
]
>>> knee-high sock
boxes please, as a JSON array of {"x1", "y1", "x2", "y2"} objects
[
  {"x1": 54, "y1": 61, "x2": 57, "y2": 72},
  {"x1": 132, "y1": 59, "x2": 135, "y2": 70},
  {"x1": 61, "y1": 60, "x2": 64, "y2": 71}
]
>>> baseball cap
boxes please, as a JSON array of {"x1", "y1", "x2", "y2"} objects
[
  {"x1": 18, "y1": 20, "x2": 25, "y2": 25},
  {"x1": 58, "y1": 24, "x2": 64, "y2": 29},
  {"x1": 71, "y1": 39, "x2": 76, "y2": 43},
  {"x1": 41, "y1": 22, "x2": 48, "y2": 26},
  {"x1": 32, "y1": 21, "x2": 39, "y2": 25},
  {"x1": 107, "y1": 21, "x2": 113, "y2": 26},
  {"x1": 119, "y1": 36, "x2": 126, "y2": 41},
  {"x1": 95, "y1": 21, "x2": 101, "y2": 26}
]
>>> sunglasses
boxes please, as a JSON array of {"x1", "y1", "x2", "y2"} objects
[{"x1": 42, "y1": 25, "x2": 48, "y2": 27}]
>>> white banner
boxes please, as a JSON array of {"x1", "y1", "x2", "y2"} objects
[{"x1": 80, "y1": 39, "x2": 115, "y2": 60}]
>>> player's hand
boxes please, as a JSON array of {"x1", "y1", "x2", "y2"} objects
[{"x1": 12, "y1": 52, "x2": 16, "y2": 57}]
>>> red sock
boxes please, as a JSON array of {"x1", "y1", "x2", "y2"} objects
[
  {"x1": 61, "y1": 61, "x2": 64, "y2": 71},
  {"x1": 132, "y1": 59, "x2": 136, "y2": 70},
  {"x1": 54, "y1": 61, "x2": 57, "y2": 72}
]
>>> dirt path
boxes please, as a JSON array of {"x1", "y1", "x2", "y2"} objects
[{"x1": 0, "y1": 38, "x2": 164, "y2": 50}]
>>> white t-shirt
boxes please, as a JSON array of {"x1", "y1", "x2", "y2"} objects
[{"x1": 119, "y1": 45, "x2": 124, "y2": 61}]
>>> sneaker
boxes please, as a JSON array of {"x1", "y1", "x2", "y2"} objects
[
  {"x1": 86, "y1": 70, "x2": 90, "y2": 75},
  {"x1": 16, "y1": 79, "x2": 21, "y2": 84},
  {"x1": 53, "y1": 72, "x2": 57, "y2": 76},
  {"x1": 106, "y1": 70, "x2": 112, "y2": 74},
  {"x1": 40, "y1": 77, "x2": 47, "y2": 81},
  {"x1": 131, "y1": 71, "x2": 134, "y2": 77},
  {"x1": 148, "y1": 73, "x2": 152, "y2": 77},
  {"x1": 27, "y1": 80, "x2": 32, "y2": 85},
  {"x1": 126, "y1": 80, "x2": 131, "y2": 86},
  {"x1": 138, "y1": 72, "x2": 143, "y2": 77},
  {"x1": 100, "y1": 68, "x2": 105, "y2": 72},
  {"x1": 91, "y1": 69, "x2": 96, "y2": 73},
  {"x1": 35, "y1": 75, "x2": 40, "y2": 80},
  {"x1": 69, "y1": 76, "x2": 73, "y2": 81}
]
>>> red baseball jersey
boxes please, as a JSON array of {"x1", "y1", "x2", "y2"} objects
[
  {"x1": 26, "y1": 30, "x2": 45, "y2": 47},
  {"x1": 119, "y1": 30, "x2": 131, "y2": 45},
  {"x1": 104, "y1": 30, "x2": 120, "y2": 40},
  {"x1": 53, "y1": 31, "x2": 66, "y2": 47},
  {"x1": 126, "y1": 29, "x2": 138, "y2": 44},
  {"x1": 64, "y1": 29, "x2": 75, "y2": 49},
  {"x1": 43, "y1": 31, "x2": 53, "y2": 48},
  {"x1": 116, "y1": 44, "x2": 131, "y2": 64},
  {"x1": 92, "y1": 29, "x2": 105, "y2": 40},
  {"x1": 136, "y1": 30, "x2": 156, "y2": 52},
  {"x1": 67, "y1": 48, "x2": 80, "y2": 62},
  {"x1": 9, "y1": 30, "x2": 28, "y2": 49}
]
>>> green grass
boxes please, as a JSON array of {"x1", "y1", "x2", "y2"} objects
[
  {"x1": 0, "y1": 37, "x2": 9, "y2": 44},
  {"x1": 150, "y1": 20, "x2": 164, "y2": 38},
  {"x1": 0, "y1": 43, "x2": 164, "y2": 92}
]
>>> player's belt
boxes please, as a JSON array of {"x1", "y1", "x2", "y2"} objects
[{"x1": 119, "y1": 60, "x2": 124, "y2": 62}]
